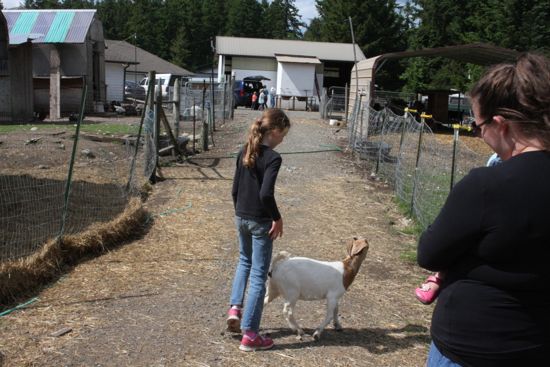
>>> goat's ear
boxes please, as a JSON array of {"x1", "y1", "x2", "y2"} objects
[
  {"x1": 346, "y1": 239, "x2": 355, "y2": 256},
  {"x1": 350, "y1": 238, "x2": 369, "y2": 256}
]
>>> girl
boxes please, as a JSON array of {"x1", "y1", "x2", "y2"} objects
[{"x1": 227, "y1": 108, "x2": 291, "y2": 352}]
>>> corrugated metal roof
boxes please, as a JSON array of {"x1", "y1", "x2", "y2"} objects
[
  {"x1": 276, "y1": 55, "x2": 321, "y2": 64},
  {"x1": 378, "y1": 43, "x2": 519, "y2": 66},
  {"x1": 2, "y1": 9, "x2": 96, "y2": 44},
  {"x1": 216, "y1": 36, "x2": 365, "y2": 62}
]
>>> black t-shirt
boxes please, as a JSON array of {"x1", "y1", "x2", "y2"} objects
[
  {"x1": 418, "y1": 151, "x2": 550, "y2": 366},
  {"x1": 231, "y1": 145, "x2": 282, "y2": 221}
]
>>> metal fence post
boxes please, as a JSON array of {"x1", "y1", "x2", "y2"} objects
[
  {"x1": 173, "y1": 77, "x2": 180, "y2": 138},
  {"x1": 222, "y1": 81, "x2": 226, "y2": 124},
  {"x1": 410, "y1": 113, "x2": 431, "y2": 215},
  {"x1": 450, "y1": 126, "x2": 459, "y2": 190}
]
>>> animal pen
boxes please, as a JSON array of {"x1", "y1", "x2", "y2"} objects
[{"x1": 0, "y1": 72, "x2": 233, "y2": 307}]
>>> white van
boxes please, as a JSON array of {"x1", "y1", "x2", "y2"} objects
[{"x1": 139, "y1": 74, "x2": 182, "y2": 99}]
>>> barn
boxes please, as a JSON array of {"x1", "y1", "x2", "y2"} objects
[
  {"x1": 215, "y1": 36, "x2": 365, "y2": 106},
  {"x1": 2, "y1": 9, "x2": 106, "y2": 119}
]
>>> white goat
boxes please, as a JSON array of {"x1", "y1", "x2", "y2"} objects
[{"x1": 264, "y1": 237, "x2": 369, "y2": 340}]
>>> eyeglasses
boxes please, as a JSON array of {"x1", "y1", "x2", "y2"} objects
[{"x1": 472, "y1": 118, "x2": 493, "y2": 135}]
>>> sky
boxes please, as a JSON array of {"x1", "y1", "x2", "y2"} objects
[{"x1": 3, "y1": 0, "x2": 21, "y2": 8}]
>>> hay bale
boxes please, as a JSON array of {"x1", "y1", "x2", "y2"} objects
[{"x1": 0, "y1": 197, "x2": 148, "y2": 308}]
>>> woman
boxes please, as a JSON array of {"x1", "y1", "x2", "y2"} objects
[{"x1": 418, "y1": 53, "x2": 550, "y2": 366}]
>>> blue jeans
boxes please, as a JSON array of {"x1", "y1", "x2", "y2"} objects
[
  {"x1": 427, "y1": 342, "x2": 462, "y2": 367},
  {"x1": 230, "y1": 216, "x2": 273, "y2": 332}
]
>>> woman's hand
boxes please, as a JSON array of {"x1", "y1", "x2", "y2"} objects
[{"x1": 269, "y1": 218, "x2": 283, "y2": 240}]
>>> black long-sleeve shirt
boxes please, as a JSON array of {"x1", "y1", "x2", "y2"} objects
[
  {"x1": 232, "y1": 145, "x2": 282, "y2": 221},
  {"x1": 418, "y1": 151, "x2": 550, "y2": 366}
]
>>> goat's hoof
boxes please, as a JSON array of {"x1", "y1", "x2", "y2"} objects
[
  {"x1": 313, "y1": 330, "x2": 322, "y2": 341},
  {"x1": 334, "y1": 325, "x2": 343, "y2": 332},
  {"x1": 295, "y1": 334, "x2": 303, "y2": 341}
]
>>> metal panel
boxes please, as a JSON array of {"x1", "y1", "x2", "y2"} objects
[
  {"x1": 3, "y1": 10, "x2": 95, "y2": 44},
  {"x1": 65, "y1": 11, "x2": 94, "y2": 43},
  {"x1": 44, "y1": 11, "x2": 75, "y2": 43},
  {"x1": 10, "y1": 11, "x2": 38, "y2": 36},
  {"x1": 31, "y1": 12, "x2": 55, "y2": 43},
  {"x1": 216, "y1": 36, "x2": 365, "y2": 62}
]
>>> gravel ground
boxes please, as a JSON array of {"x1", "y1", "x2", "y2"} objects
[{"x1": 0, "y1": 108, "x2": 434, "y2": 367}]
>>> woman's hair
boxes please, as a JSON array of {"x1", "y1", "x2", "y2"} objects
[
  {"x1": 243, "y1": 108, "x2": 291, "y2": 167},
  {"x1": 469, "y1": 52, "x2": 550, "y2": 149}
]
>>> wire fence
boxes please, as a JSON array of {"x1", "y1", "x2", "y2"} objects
[
  {"x1": 347, "y1": 102, "x2": 487, "y2": 229},
  {"x1": 0, "y1": 72, "x2": 235, "y2": 262},
  {"x1": 0, "y1": 85, "x2": 156, "y2": 262}
]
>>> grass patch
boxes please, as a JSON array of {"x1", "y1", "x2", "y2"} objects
[{"x1": 400, "y1": 242, "x2": 418, "y2": 264}]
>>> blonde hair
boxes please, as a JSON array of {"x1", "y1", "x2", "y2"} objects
[{"x1": 243, "y1": 109, "x2": 291, "y2": 168}]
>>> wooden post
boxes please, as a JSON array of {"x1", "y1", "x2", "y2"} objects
[
  {"x1": 150, "y1": 78, "x2": 162, "y2": 183},
  {"x1": 173, "y1": 77, "x2": 181, "y2": 138},
  {"x1": 192, "y1": 97, "x2": 196, "y2": 153},
  {"x1": 202, "y1": 81, "x2": 208, "y2": 151},
  {"x1": 49, "y1": 47, "x2": 61, "y2": 120}
]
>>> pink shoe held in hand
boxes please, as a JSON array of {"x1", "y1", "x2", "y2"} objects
[
  {"x1": 226, "y1": 307, "x2": 241, "y2": 333},
  {"x1": 239, "y1": 333, "x2": 274, "y2": 352},
  {"x1": 415, "y1": 275, "x2": 442, "y2": 305}
]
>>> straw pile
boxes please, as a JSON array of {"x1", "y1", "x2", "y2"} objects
[{"x1": 0, "y1": 197, "x2": 147, "y2": 307}]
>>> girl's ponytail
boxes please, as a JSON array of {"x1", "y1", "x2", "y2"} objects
[
  {"x1": 243, "y1": 118, "x2": 263, "y2": 167},
  {"x1": 243, "y1": 109, "x2": 290, "y2": 168}
]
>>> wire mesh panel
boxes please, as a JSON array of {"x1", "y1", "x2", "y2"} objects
[
  {"x1": 0, "y1": 113, "x2": 150, "y2": 262},
  {"x1": 0, "y1": 133, "x2": 69, "y2": 260},
  {"x1": 347, "y1": 104, "x2": 493, "y2": 231}
]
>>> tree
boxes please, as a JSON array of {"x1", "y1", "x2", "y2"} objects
[
  {"x1": 303, "y1": 17, "x2": 322, "y2": 41},
  {"x1": 24, "y1": 0, "x2": 62, "y2": 8},
  {"x1": 314, "y1": 0, "x2": 407, "y2": 90},
  {"x1": 226, "y1": 0, "x2": 264, "y2": 37},
  {"x1": 264, "y1": 0, "x2": 305, "y2": 39}
]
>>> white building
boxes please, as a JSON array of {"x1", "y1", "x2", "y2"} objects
[{"x1": 215, "y1": 36, "x2": 366, "y2": 102}]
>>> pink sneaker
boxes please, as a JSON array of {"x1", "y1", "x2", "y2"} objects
[
  {"x1": 239, "y1": 333, "x2": 274, "y2": 352},
  {"x1": 226, "y1": 307, "x2": 241, "y2": 333},
  {"x1": 415, "y1": 275, "x2": 442, "y2": 305}
]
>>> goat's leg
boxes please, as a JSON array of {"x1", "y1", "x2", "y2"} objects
[
  {"x1": 332, "y1": 303, "x2": 343, "y2": 331},
  {"x1": 313, "y1": 298, "x2": 338, "y2": 341},
  {"x1": 283, "y1": 301, "x2": 304, "y2": 340}
]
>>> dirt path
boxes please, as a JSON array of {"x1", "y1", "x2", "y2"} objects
[{"x1": 0, "y1": 109, "x2": 434, "y2": 366}]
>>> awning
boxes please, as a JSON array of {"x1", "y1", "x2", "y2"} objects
[
  {"x1": 378, "y1": 43, "x2": 519, "y2": 66},
  {"x1": 275, "y1": 55, "x2": 322, "y2": 64}
]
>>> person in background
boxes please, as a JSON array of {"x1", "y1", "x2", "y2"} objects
[
  {"x1": 418, "y1": 53, "x2": 550, "y2": 366},
  {"x1": 258, "y1": 89, "x2": 265, "y2": 111},
  {"x1": 226, "y1": 108, "x2": 291, "y2": 352},
  {"x1": 270, "y1": 86, "x2": 276, "y2": 108},
  {"x1": 251, "y1": 91, "x2": 258, "y2": 110}
]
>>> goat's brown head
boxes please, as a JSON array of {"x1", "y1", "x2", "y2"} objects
[
  {"x1": 346, "y1": 237, "x2": 369, "y2": 261},
  {"x1": 343, "y1": 237, "x2": 369, "y2": 289}
]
